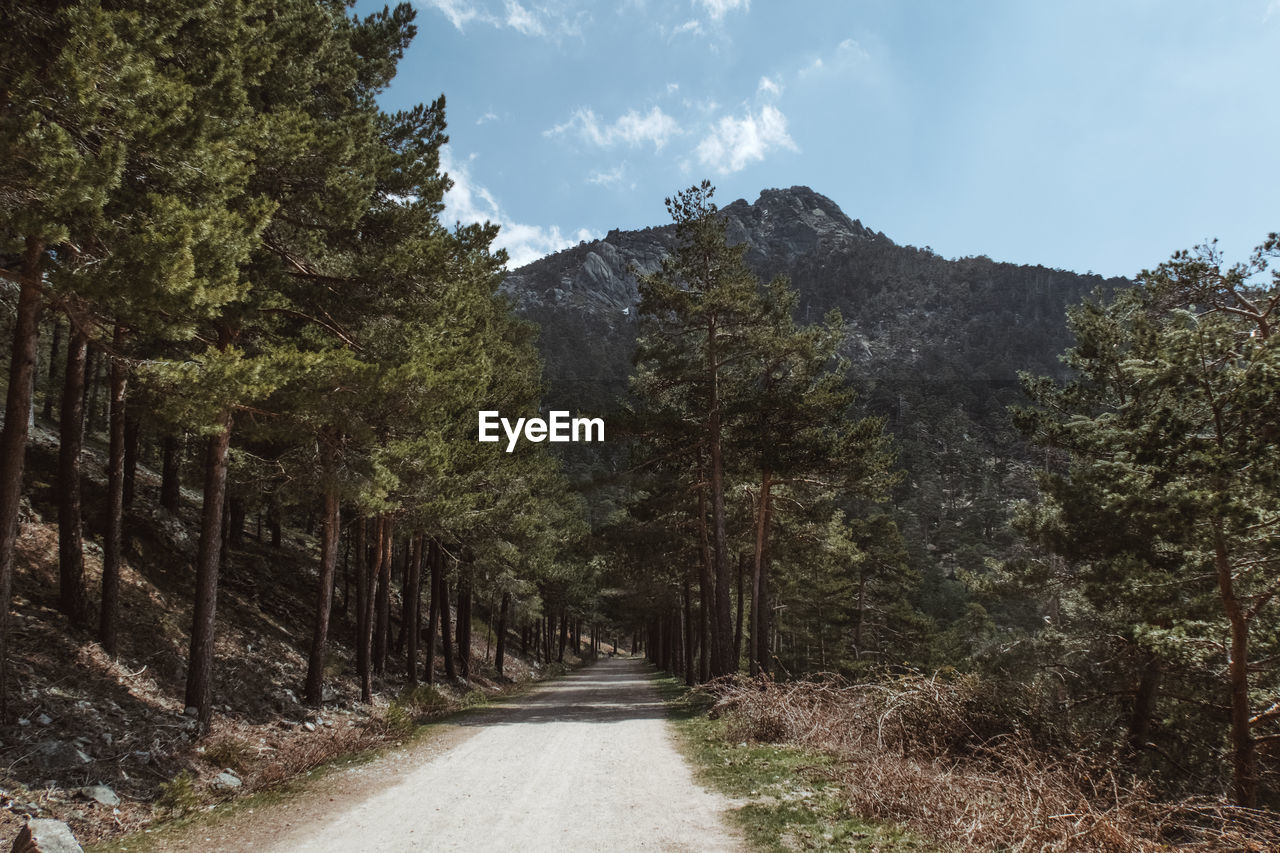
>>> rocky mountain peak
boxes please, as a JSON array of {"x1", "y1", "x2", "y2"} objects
[{"x1": 501, "y1": 186, "x2": 885, "y2": 316}]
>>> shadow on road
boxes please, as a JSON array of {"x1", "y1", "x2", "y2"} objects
[{"x1": 459, "y1": 658, "x2": 669, "y2": 726}]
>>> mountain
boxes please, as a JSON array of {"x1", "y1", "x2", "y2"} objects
[{"x1": 502, "y1": 186, "x2": 1124, "y2": 417}]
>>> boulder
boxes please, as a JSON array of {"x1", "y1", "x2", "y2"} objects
[
  {"x1": 210, "y1": 770, "x2": 241, "y2": 792},
  {"x1": 76, "y1": 785, "x2": 119, "y2": 808},
  {"x1": 9, "y1": 819, "x2": 83, "y2": 853}
]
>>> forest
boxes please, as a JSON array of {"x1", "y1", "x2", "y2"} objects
[{"x1": 2, "y1": 0, "x2": 1279, "y2": 851}]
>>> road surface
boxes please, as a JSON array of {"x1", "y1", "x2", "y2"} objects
[{"x1": 163, "y1": 658, "x2": 741, "y2": 852}]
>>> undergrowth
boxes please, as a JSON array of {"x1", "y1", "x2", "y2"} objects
[
  {"x1": 658, "y1": 675, "x2": 933, "y2": 852},
  {"x1": 698, "y1": 674, "x2": 1280, "y2": 853}
]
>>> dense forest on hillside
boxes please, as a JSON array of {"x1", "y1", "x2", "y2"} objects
[{"x1": 3, "y1": 1, "x2": 1279, "y2": 850}]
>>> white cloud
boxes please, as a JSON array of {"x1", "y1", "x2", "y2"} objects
[
  {"x1": 695, "y1": 0, "x2": 749, "y2": 21},
  {"x1": 504, "y1": 0, "x2": 545, "y2": 35},
  {"x1": 587, "y1": 165, "x2": 626, "y2": 187},
  {"x1": 757, "y1": 75, "x2": 782, "y2": 98},
  {"x1": 546, "y1": 105, "x2": 680, "y2": 151},
  {"x1": 440, "y1": 148, "x2": 596, "y2": 268},
  {"x1": 666, "y1": 82, "x2": 680, "y2": 94},
  {"x1": 421, "y1": 0, "x2": 496, "y2": 30},
  {"x1": 421, "y1": 0, "x2": 584, "y2": 38},
  {"x1": 695, "y1": 104, "x2": 797, "y2": 174},
  {"x1": 838, "y1": 37, "x2": 871, "y2": 63},
  {"x1": 476, "y1": 110, "x2": 499, "y2": 125},
  {"x1": 669, "y1": 18, "x2": 703, "y2": 37}
]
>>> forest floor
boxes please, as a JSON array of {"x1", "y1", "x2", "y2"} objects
[
  {"x1": 658, "y1": 678, "x2": 934, "y2": 853},
  {"x1": 0, "y1": 420, "x2": 576, "y2": 849},
  {"x1": 93, "y1": 658, "x2": 741, "y2": 853}
]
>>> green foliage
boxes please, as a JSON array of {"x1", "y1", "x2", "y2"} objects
[
  {"x1": 155, "y1": 772, "x2": 201, "y2": 816},
  {"x1": 1008, "y1": 235, "x2": 1280, "y2": 804}
]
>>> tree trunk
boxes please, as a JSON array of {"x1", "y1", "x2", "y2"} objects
[
  {"x1": 122, "y1": 412, "x2": 140, "y2": 508},
  {"x1": 707, "y1": 317, "x2": 734, "y2": 677},
  {"x1": 1127, "y1": 651, "x2": 1160, "y2": 754},
  {"x1": 268, "y1": 502, "x2": 282, "y2": 548},
  {"x1": 373, "y1": 517, "x2": 391, "y2": 676},
  {"x1": 395, "y1": 536, "x2": 410, "y2": 656},
  {"x1": 0, "y1": 239, "x2": 44, "y2": 716},
  {"x1": 355, "y1": 517, "x2": 373, "y2": 702},
  {"x1": 456, "y1": 571, "x2": 472, "y2": 680},
  {"x1": 544, "y1": 611, "x2": 553, "y2": 664},
  {"x1": 228, "y1": 493, "x2": 246, "y2": 548},
  {"x1": 697, "y1": 480, "x2": 717, "y2": 681},
  {"x1": 84, "y1": 348, "x2": 102, "y2": 437},
  {"x1": 184, "y1": 409, "x2": 234, "y2": 732},
  {"x1": 495, "y1": 592, "x2": 510, "y2": 676},
  {"x1": 557, "y1": 606, "x2": 567, "y2": 663},
  {"x1": 305, "y1": 486, "x2": 341, "y2": 706},
  {"x1": 99, "y1": 327, "x2": 128, "y2": 656},
  {"x1": 57, "y1": 327, "x2": 89, "y2": 627},
  {"x1": 734, "y1": 551, "x2": 745, "y2": 669},
  {"x1": 683, "y1": 578, "x2": 695, "y2": 686},
  {"x1": 404, "y1": 533, "x2": 422, "y2": 684},
  {"x1": 42, "y1": 318, "x2": 62, "y2": 421},
  {"x1": 751, "y1": 472, "x2": 772, "y2": 677},
  {"x1": 439, "y1": 572, "x2": 457, "y2": 681},
  {"x1": 1213, "y1": 519, "x2": 1256, "y2": 807},
  {"x1": 424, "y1": 539, "x2": 441, "y2": 684},
  {"x1": 160, "y1": 434, "x2": 181, "y2": 512}
]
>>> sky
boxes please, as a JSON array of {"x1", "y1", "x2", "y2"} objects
[{"x1": 365, "y1": 0, "x2": 1280, "y2": 277}]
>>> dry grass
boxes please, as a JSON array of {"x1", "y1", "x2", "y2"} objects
[{"x1": 700, "y1": 674, "x2": 1280, "y2": 853}]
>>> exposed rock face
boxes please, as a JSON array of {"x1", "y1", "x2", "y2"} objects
[
  {"x1": 9, "y1": 820, "x2": 83, "y2": 853},
  {"x1": 501, "y1": 185, "x2": 1123, "y2": 415}
]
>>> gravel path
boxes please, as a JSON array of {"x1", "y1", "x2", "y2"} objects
[{"x1": 192, "y1": 659, "x2": 740, "y2": 852}]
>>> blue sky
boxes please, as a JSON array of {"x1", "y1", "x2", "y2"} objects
[{"x1": 370, "y1": 0, "x2": 1280, "y2": 277}]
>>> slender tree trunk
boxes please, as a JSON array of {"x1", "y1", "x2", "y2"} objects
[
  {"x1": 355, "y1": 517, "x2": 373, "y2": 702},
  {"x1": 707, "y1": 319, "x2": 734, "y2": 677},
  {"x1": 228, "y1": 493, "x2": 246, "y2": 548},
  {"x1": 557, "y1": 606, "x2": 567, "y2": 663},
  {"x1": 751, "y1": 473, "x2": 773, "y2": 677},
  {"x1": 160, "y1": 433, "x2": 181, "y2": 512},
  {"x1": 543, "y1": 611, "x2": 552, "y2": 664},
  {"x1": 99, "y1": 326, "x2": 128, "y2": 655},
  {"x1": 57, "y1": 327, "x2": 89, "y2": 627},
  {"x1": 734, "y1": 551, "x2": 745, "y2": 669},
  {"x1": 1127, "y1": 650, "x2": 1160, "y2": 754},
  {"x1": 683, "y1": 578, "x2": 695, "y2": 686},
  {"x1": 404, "y1": 533, "x2": 422, "y2": 684},
  {"x1": 424, "y1": 539, "x2": 441, "y2": 684},
  {"x1": 373, "y1": 517, "x2": 391, "y2": 676},
  {"x1": 439, "y1": 573, "x2": 457, "y2": 681},
  {"x1": 305, "y1": 485, "x2": 341, "y2": 706},
  {"x1": 41, "y1": 318, "x2": 61, "y2": 422},
  {"x1": 697, "y1": 481, "x2": 717, "y2": 680},
  {"x1": 495, "y1": 592, "x2": 510, "y2": 676},
  {"x1": 84, "y1": 348, "x2": 102, "y2": 437},
  {"x1": 395, "y1": 536, "x2": 411, "y2": 656},
  {"x1": 184, "y1": 409, "x2": 234, "y2": 732},
  {"x1": 268, "y1": 502, "x2": 282, "y2": 548},
  {"x1": 340, "y1": 531, "x2": 351, "y2": 617},
  {"x1": 1213, "y1": 519, "x2": 1256, "y2": 807},
  {"x1": 122, "y1": 411, "x2": 140, "y2": 508},
  {"x1": 0, "y1": 239, "x2": 44, "y2": 716},
  {"x1": 456, "y1": 572, "x2": 472, "y2": 680}
]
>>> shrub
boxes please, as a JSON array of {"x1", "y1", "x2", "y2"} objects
[{"x1": 155, "y1": 772, "x2": 200, "y2": 816}]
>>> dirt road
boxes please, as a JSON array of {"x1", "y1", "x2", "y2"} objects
[{"x1": 169, "y1": 659, "x2": 741, "y2": 852}]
